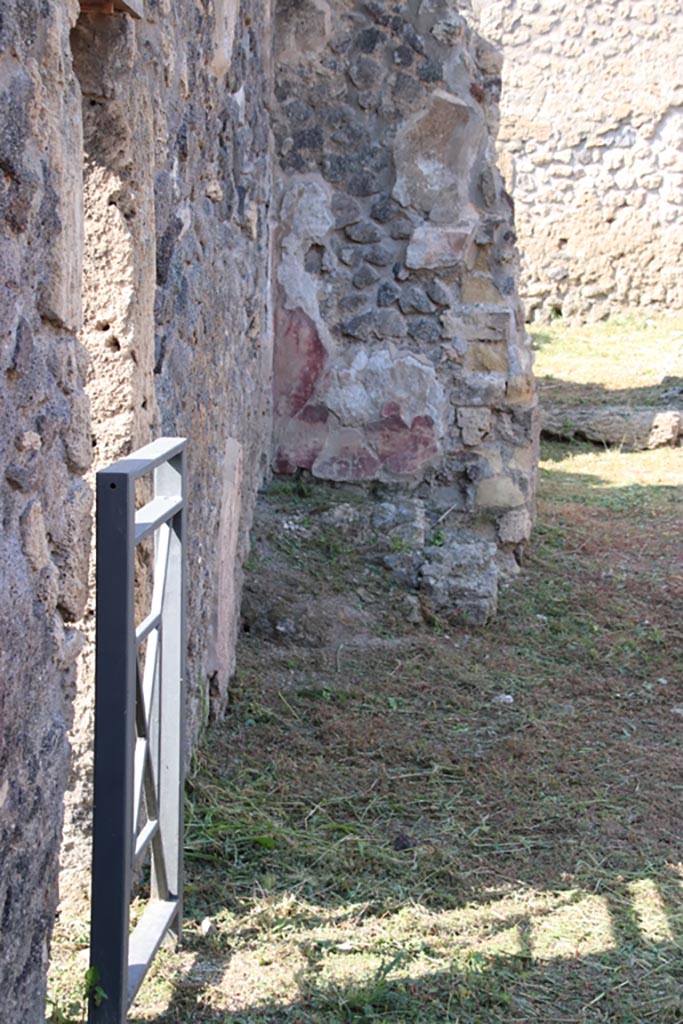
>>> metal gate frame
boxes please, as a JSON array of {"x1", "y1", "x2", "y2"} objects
[{"x1": 89, "y1": 437, "x2": 186, "y2": 1023}]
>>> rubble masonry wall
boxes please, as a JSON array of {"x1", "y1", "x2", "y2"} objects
[
  {"x1": 476, "y1": 0, "x2": 683, "y2": 322},
  {"x1": 271, "y1": 0, "x2": 538, "y2": 622}
]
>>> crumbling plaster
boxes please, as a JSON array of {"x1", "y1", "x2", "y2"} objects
[{"x1": 270, "y1": 0, "x2": 538, "y2": 622}]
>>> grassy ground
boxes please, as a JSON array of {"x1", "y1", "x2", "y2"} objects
[
  {"x1": 48, "y1": 317, "x2": 683, "y2": 1023},
  {"x1": 534, "y1": 311, "x2": 683, "y2": 408}
]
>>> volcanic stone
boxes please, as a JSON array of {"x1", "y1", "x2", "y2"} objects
[
  {"x1": 341, "y1": 309, "x2": 407, "y2": 341},
  {"x1": 377, "y1": 281, "x2": 400, "y2": 306}
]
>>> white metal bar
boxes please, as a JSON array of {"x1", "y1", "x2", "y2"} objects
[
  {"x1": 105, "y1": 437, "x2": 185, "y2": 481},
  {"x1": 134, "y1": 818, "x2": 158, "y2": 861},
  {"x1": 142, "y1": 628, "x2": 159, "y2": 714},
  {"x1": 153, "y1": 452, "x2": 185, "y2": 927},
  {"x1": 114, "y1": 0, "x2": 144, "y2": 17},
  {"x1": 135, "y1": 496, "x2": 182, "y2": 545},
  {"x1": 127, "y1": 899, "x2": 179, "y2": 1007},
  {"x1": 132, "y1": 736, "x2": 147, "y2": 838},
  {"x1": 135, "y1": 610, "x2": 161, "y2": 647}
]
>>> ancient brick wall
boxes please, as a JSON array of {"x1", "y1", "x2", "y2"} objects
[
  {"x1": 475, "y1": 0, "x2": 683, "y2": 322},
  {"x1": 60, "y1": 0, "x2": 273, "y2": 911},
  {"x1": 272, "y1": 0, "x2": 538, "y2": 622}
]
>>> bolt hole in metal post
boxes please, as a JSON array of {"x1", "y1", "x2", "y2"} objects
[{"x1": 89, "y1": 438, "x2": 186, "y2": 1023}]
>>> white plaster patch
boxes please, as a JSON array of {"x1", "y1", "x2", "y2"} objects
[
  {"x1": 320, "y1": 347, "x2": 448, "y2": 436},
  {"x1": 278, "y1": 177, "x2": 335, "y2": 348}
]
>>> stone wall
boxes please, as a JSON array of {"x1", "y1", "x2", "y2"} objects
[
  {"x1": 60, "y1": 0, "x2": 273, "y2": 911},
  {"x1": 0, "y1": 2, "x2": 89, "y2": 1019},
  {"x1": 475, "y1": 0, "x2": 683, "y2": 322},
  {"x1": 272, "y1": 0, "x2": 538, "y2": 621},
  {"x1": 0, "y1": 0, "x2": 273, "y2": 1018}
]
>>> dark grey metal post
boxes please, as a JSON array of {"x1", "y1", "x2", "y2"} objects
[
  {"x1": 90, "y1": 469, "x2": 136, "y2": 1024},
  {"x1": 89, "y1": 438, "x2": 186, "y2": 1024}
]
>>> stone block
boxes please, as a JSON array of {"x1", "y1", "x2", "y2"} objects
[
  {"x1": 418, "y1": 529, "x2": 499, "y2": 624},
  {"x1": 353, "y1": 264, "x2": 380, "y2": 289},
  {"x1": 476, "y1": 475, "x2": 526, "y2": 509},
  {"x1": 332, "y1": 193, "x2": 363, "y2": 228},
  {"x1": 505, "y1": 375, "x2": 535, "y2": 405},
  {"x1": 393, "y1": 87, "x2": 479, "y2": 214},
  {"x1": 405, "y1": 222, "x2": 478, "y2": 270},
  {"x1": 340, "y1": 309, "x2": 407, "y2": 341},
  {"x1": 441, "y1": 306, "x2": 511, "y2": 341},
  {"x1": 398, "y1": 286, "x2": 434, "y2": 314},
  {"x1": 377, "y1": 281, "x2": 400, "y2": 306},
  {"x1": 20, "y1": 500, "x2": 51, "y2": 572},
  {"x1": 64, "y1": 391, "x2": 93, "y2": 474},
  {"x1": 457, "y1": 407, "x2": 492, "y2": 446},
  {"x1": 407, "y1": 316, "x2": 442, "y2": 343},
  {"x1": 426, "y1": 279, "x2": 452, "y2": 306},
  {"x1": 363, "y1": 243, "x2": 393, "y2": 266},
  {"x1": 497, "y1": 508, "x2": 533, "y2": 545},
  {"x1": 390, "y1": 218, "x2": 415, "y2": 239},
  {"x1": 345, "y1": 220, "x2": 382, "y2": 243},
  {"x1": 461, "y1": 274, "x2": 504, "y2": 304},
  {"x1": 209, "y1": 0, "x2": 239, "y2": 75},
  {"x1": 510, "y1": 444, "x2": 536, "y2": 473},
  {"x1": 54, "y1": 480, "x2": 93, "y2": 621},
  {"x1": 463, "y1": 341, "x2": 509, "y2": 373}
]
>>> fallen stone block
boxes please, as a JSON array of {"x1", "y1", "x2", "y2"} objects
[{"x1": 542, "y1": 405, "x2": 682, "y2": 450}]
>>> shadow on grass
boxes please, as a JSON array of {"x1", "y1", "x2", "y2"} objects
[
  {"x1": 537, "y1": 374, "x2": 683, "y2": 410},
  {"x1": 131, "y1": 884, "x2": 683, "y2": 1023}
]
